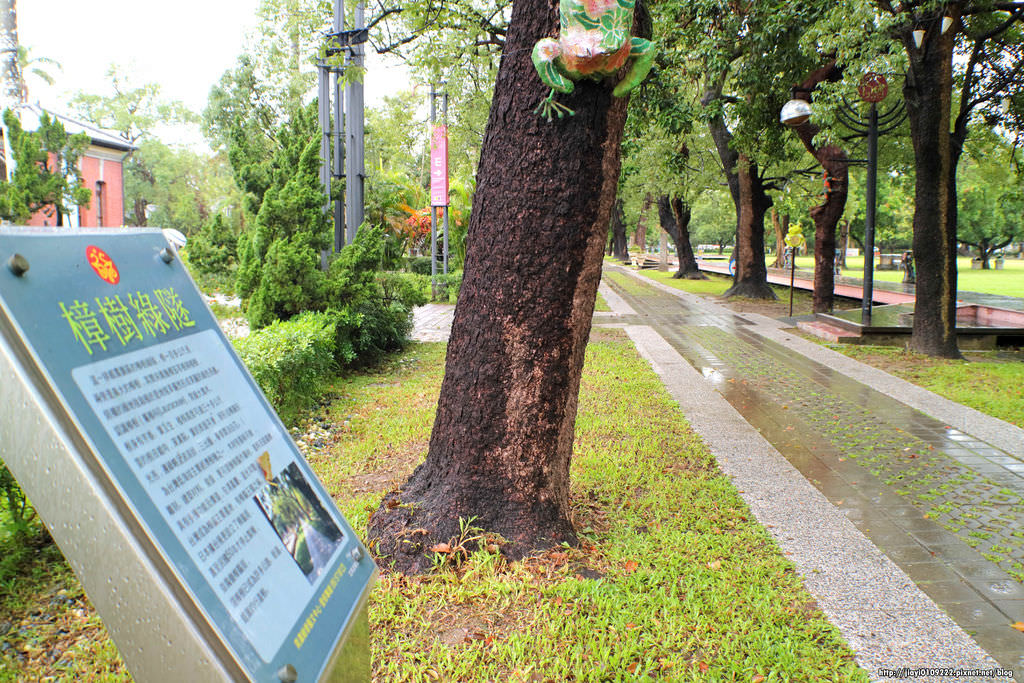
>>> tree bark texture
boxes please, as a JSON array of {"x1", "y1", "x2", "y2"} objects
[
  {"x1": 632, "y1": 193, "x2": 653, "y2": 255},
  {"x1": 790, "y1": 61, "x2": 847, "y2": 313},
  {"x1": 0, "y1": 0, "x2": 19, "y2": 109},
  {"x1": 704, "y1": 91, "x2": 773, "y2": 299},
  {"x1": 367, "y1": 0, "x2": 631, "y2": 573},
  {"x1": 770, "y1": 210, "x2": 786, "y2": 269},
  {"x1": 723, "y1": 154, "x2": 775, "y2": 299},
  {"x1": 657, "y1": 195, "x2": 704, "y2": 279},
  {"x1": 610, "y1": 199, "x2": 630, "y2": 262},
  {"x1": 904, "y1": 21, "x2": 961, "y2": 358}
]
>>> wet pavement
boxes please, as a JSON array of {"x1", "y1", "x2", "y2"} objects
[{"x1": 600, "y1": 266, "x2": 1024, "y2": 673}]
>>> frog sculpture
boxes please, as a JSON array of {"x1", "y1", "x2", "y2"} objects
[{"x1": 531, "y1": 0, "x2": 656, "y2": 120}]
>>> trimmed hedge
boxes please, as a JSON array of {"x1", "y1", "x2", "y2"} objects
[{"x1": 232, "y1": 311, "x2": 336, "y2": 424}]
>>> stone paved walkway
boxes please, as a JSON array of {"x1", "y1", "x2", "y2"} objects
[
  {"x1": 601, "y1": 265, "x2": 1024, "y2": 677},
  {"x1": 410, "y1": 271, "x2": 1024, "y2": 678}
]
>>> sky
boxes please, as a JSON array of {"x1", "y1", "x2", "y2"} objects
[{"x1": 18, "y1": 0, "x2": 410, "y2": 150}]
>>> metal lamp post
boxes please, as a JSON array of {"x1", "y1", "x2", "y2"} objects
[{"x1": 781, "y1": 72, "x2": 905, "y2": 323}]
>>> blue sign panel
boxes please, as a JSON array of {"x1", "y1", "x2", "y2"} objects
[{"x1": 0, "y1": 228, "x2": 375, "y2": 681}]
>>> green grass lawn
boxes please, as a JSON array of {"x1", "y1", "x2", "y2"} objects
[
  {"x1": 1, "y1": 332, "x2": 867, "y2": 681},
  {"x1": 788, "y1": 255, "x2": 1024, "y2": 298}
]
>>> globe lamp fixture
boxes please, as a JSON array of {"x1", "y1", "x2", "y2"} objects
[{"x1": 780, "y1": 99, "x2": 813, "y2": 126}]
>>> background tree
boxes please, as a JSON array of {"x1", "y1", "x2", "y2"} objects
[
  {"x1": 957, "y1": 128, "x2": 1024, "y2": 268},
  {"x1": 367, "y1": 0, "x2": 637, "y2": 573},
  {"x1": 817, "y1": 1, "x2": 1024, "y2": 356},
  {"x1": 0, "y1": 109, "x2": 90, "y2": 224},
  {"x1": 664, "y1": 1, "x2": 827, "y2": 299},
  {"x1": 0, "y1": 0, "x2": 19, "y2": 108},
  {"x1": 785, "y1": 60, "x2": 848, "y2": 313}
]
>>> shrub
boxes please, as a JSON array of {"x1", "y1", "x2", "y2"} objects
[
  {"x1": 377, "y1": 271, "x2": 429, "y2": 310},
  {"x1": 245, "y1": 233, "x2": 328, "y2": 329},
  {"x1": 408, "y1": 256, "x2": 433, "y2": 275},
  {"x1": 185, "y1": 213, "x2": 238, "y2": 276},
  {"x1": 232, "y1": 311, "x2": 336, "y2": 424},
  {"x1": 432, "y1": 271, "x2": 463, "y2": 303}
]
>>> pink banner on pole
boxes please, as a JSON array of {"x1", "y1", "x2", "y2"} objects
[{"x1": 430, "y1": 124, "x2": 449, "y2": 207}]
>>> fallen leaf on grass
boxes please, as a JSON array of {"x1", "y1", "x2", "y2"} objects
[
  {"x1": 627, "y1": 662, "x2": 638, "y2": 674},
  {"x1": 753, "y1": 675, "x2": 766, "y2": 683},
  {"x1": 699, "y1": 661, "x2": 710, "y2": 673},
  {"x1": 707, "y1": 560, "x2": 722, "y2": 571},
  {"x1": 623, "y1": 560, "x2": 639, "y2": 574}
]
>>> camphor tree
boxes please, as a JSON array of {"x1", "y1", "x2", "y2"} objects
[
  {"x1": 662, "y1": 0, "x2": 829, "y2": 299},
  {"x1": 0, "y1": 109, "x2": 90, "y2": 225},
  {"x1": 957, "y1": 126, "x2": 1024, "y2": 268},
  {"x1": 784, "y1": 60, "x2": 849, "y2": 313},
  {"x1": 620, "y1": 54, "x2": 715, "y2": 280},
  {"x1": 821, "y1": 0, "x2": 1024, "y2": 356},
  {"x1": 367, "y1": 0, "x2": 640, "y2": 572}
]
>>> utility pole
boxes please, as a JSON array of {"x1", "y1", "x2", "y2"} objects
[
  {"x1": 344, "y1": 2, "x2": 366, "y2": 245},
  {"x1": 317, "y1": 61, "x2": 331, "y2": 268},
  {"x1": 324, "y1": 0, "x2": 369, "y2": 253},
  {"x1": 332, "y1": 0, "x2": 344, "y2": 252},
  {"x1": 0, "y1": 0, "x2": 21, "y2": 182}
]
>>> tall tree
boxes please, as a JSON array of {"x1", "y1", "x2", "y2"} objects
[
  {"x1": 367, "y1": 0, "x2": 636, "y2": 573},
  {"x1": 786, "y1": 60, "x2": 848, "y2": 313},
  {"x1": 833, "y1": 1, "x2": 1024, "y2": 356},
  {"x1": 0, "y1": 0, "x2": 18, "y2": 109},
  {"x1": 657, "y1": 194, "x2": 703, "y2": 278},
  {"x1": 0, "y1": 109, "x2": 90, "y2": 224},
  {"x1": 957, "y1": 128, "x2": 1024, "y2": 268},
  {"x1": 664, "y1": 1, "x2": 826, "y2": 299},
  {"x1": 609, "y1": 198, "x2": 630, "y2": 262}
]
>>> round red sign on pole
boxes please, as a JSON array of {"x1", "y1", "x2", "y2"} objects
[{"x1": 858, "y1": 72, "x2": 889, "y2": 103}]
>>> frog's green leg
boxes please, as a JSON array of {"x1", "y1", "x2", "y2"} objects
[
  {"x1": 612, "y1": 37, "x2": 656, "y2": 98},
  {"x1": 534, "y1": 88, "x2": 577, "y2": 122},
  {"x1": 533, "y1": 38, "x2": 577, "y2": 121},
  {"x1": 532, "y1": 38, "x2": 575, "y2": 95}
]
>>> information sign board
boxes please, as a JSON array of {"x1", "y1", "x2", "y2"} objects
[{"x1": 0, "y1": 228, "x2": 375, "y2": 681}]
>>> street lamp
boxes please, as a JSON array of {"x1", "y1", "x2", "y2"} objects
[{"x1": 781, "y1": 72, "x2": 906, "y2": 323}]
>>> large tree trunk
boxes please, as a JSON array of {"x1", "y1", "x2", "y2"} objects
[
  {"x1": 632, "y1": 193, "x2": 653, "y2": 256},
  {"x1": 0, "y1": 0, "x2": 19, "y2": 109},
  {"x1": 770, "y1": 209, "x2": 787, "y2": 268},
  {"x1": 789, "y1": 60, "x2": 847, "y2": 313},
  {"x1": 704, "y1": 85, "x2": 773, "y2": 299},
  {"x1": 837, "y1": 220, "x2": 849, "y2": 268},
  {"x1": 367, "y1": 0, "x2": 630, "y2": 573},
  {"x1": 657, "y1": 195, "x2": 704, "y2": 279},
  {"x1": 610, "y1": 199, "x2": 630, "y2": 262},
  {"x1": 724, "y1": 154, "x2": 775, "y2": 299},
  {"x1": 904, "y1": 21, "x2": 960, "y2": 358}
]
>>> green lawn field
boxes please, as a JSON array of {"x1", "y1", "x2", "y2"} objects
[{"x1": 784, "y1": 255, "x2": 1024, "y2": 298}]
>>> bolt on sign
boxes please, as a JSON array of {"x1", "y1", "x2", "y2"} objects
[
  {"x1": 0, "y1": 227, "x2": 375, "y2": 682},
  {"x1": 430, "y1": 124, "x2": 449, "y2": 207}
]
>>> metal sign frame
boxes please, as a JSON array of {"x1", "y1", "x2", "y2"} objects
[{"x1": 0, "y1": 227, "x2": 375, "y2": 682}]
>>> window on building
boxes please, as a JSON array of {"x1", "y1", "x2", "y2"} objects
[{"x1": 95, "y1": 181, "x2": 105, "y2": 226}]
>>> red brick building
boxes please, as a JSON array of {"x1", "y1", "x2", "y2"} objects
[{"x1": 15, "y1": 105, "x2": 134, "y2": 227}]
